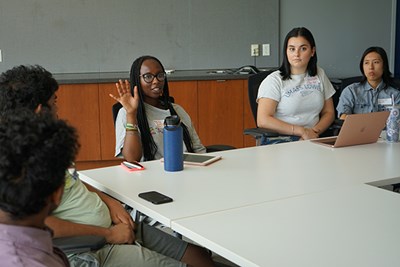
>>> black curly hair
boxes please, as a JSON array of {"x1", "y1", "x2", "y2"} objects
[
  {"x1": 129, "y1": 55, "x2": 194, "y2": 161},
  {"x1": 0, "y1": 110, "x2": 79, "y2": 220},
  {"x1": 0, "y1": 65, "x2": 58, "y2": 116}
]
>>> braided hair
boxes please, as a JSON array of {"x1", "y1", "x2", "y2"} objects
[{"x1": 129, "y1": 55, "x2": 194, "y2": 161}]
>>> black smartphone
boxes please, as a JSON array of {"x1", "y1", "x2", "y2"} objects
[{"x1": 138, "y1": 191, "x2": 173, "y2": 205}]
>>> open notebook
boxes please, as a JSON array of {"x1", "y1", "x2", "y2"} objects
[{"x1": 311, "y1": 111, "x2": 390, "y2": 148}]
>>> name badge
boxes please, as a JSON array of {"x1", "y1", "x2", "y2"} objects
[{"x1": 378, "y1": 98, "x2": 392, "y2": 105}]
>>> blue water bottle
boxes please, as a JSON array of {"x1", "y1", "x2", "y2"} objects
[{"x1": 163, "y1": 115, "x2": 183, "y2": 171}]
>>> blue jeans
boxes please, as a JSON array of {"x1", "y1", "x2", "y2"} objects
[{"x1": 260, "y1": 135, "x2": 300, "y2": 145}]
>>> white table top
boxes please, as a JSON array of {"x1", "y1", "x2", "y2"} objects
[
  {"x1": 79, "y1": 140, "x2": 400, "y2": 266},
  {"x1": 172, "y1": 184, "x2": 400, "y2": 267},
  {"x1": 79, "y1": 140, "x2": 400, "y2": 227}
]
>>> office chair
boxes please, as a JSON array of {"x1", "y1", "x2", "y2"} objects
[
  {"x1": 53, "y1": 235, "x2": 106, "y2": 254},
  {"x1": 339, "y1": 75, "x2": 400, "y2": 95},
  {"x1": 337, "y1": 75, "x2": 400, "y2": 103},
  {"x1": 328, "y1": 75, "x2": 363, "y2": 121},
  {"x1": 53, "y1": 235, "x2": 106, "y2": 266},
  {"x1": 244, "y1": 70, "x2": 343, "y2": 146},
  {"x1": 243, "y1": 70, "x2": 294, "y2": 146},
  {"x1": 339, "y1": 76, "x2": 363, "y2": 91},
  {"x1": 332, "y1": 76, "x2": 362, "y2": 111},
  {"x1": 112, "y1": 102, "x2": 235, "y2": 152},
  {"x1": 112, "y1": 102, "x2": 123, "y2": 126}
]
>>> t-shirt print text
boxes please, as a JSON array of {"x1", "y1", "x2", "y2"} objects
[{"x1": 283, "y1": 76, "x2": 322, "y2": 98}]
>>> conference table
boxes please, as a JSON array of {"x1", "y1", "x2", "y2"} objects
[{"x1": 79, "y1": 140, "x2": 400, "y2": 267}]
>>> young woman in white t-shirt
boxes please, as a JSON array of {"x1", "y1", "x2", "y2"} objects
[
  {"x1": 110, "y1": 55, "x2": 206, "y2": 162},
  {"x1": 257, "y1": 27, "x2": 335, "y2": 145}
]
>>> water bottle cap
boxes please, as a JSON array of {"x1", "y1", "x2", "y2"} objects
[{"x1": 164, "y1": 115, "x2": 181, "y2": 126}]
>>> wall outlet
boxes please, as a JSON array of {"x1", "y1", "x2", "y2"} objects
[
  {"x1": 262, "y1": 44, "x2": 270, "y2": 56},
  {"x1": 251, "y1": 44, "x2": 259, "y2": 57}
]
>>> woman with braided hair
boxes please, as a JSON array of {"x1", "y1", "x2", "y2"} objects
[{"x1": 110, "y1": 55, "x2": 206, "y2": 162}]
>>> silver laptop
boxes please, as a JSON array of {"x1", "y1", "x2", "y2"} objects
[{"x1": 311, "y1": 111, "x2": 390, "y2": 148}]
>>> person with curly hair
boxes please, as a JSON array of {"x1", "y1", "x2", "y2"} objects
[
  {"x1": 0, "y1": 65, "x2": 59, "y2": 116},
  {"x1": 0, "y1": 110, "x2": 79, "y2": 267},
  {"x1": 0, "y1": 65, "x2": 215, "y2": 267}
]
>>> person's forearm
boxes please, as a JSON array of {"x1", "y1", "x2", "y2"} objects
[
  {"x1": 84, "y1": 183, "x2": 134, "y2": 227},
  {"x1": 45, "y1": 216, "x2": 110, "y2": 238},
  {"x1": 84, "y1": 183, "x2": 121, "y2": 208},
  {"x1": 259, "y1": 116, "x2": 304, "y2": 136},
  {"x1": 122, "y1": 111, "x2": 142, "y2": 162},
  {"x1": 258, "y1": 115, "x2": 324, "y2": 140},
  {"x1": 122, "y1": 137, "x2": 142, "y2": 162},
  {"x1": 313, "y1": 111, "x2": 335, "y2": 134}
]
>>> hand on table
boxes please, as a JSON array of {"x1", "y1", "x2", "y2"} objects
[{"x1": 300, "y1": 127, "x2": 319, "y2": 140}]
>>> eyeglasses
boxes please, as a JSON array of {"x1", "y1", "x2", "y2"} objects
[{"x1": 140, "y1": 72, "x2": 166, "y2": 83}]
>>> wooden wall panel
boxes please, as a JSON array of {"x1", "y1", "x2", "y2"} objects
[
  {"x1": 57, "y1": 84, "x2": 101, "y2": 161},
  {"x1": 169, "y1": 81, "x2": 199, "y2": 130},
  {"x1": 57, "y1": 78, "x2": 252, "y2": 168},
  {"x1": 243, "y1": 81, "x2": 257, "y2": 147},
  {"x1": 198, "y1": 80, "x2": 244, "y2": 148},
  {"x1": 98, "y1": 83, "x2": 120, "y2": 160}
]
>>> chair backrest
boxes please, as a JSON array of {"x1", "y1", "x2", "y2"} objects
[
  {"x1": 330, "y1": 76, "x2": 363, "y2": 118},
  {"x1": 340, "y1": 76, "x2": 363, "y2": 91},
  {"x1": 53, "y1": 235, "x2": 106, "y2": 254},
  {"x1": 339, "y1": 76, "x2": 400, "y2": 91},
  {"x1": 247, "y1": 70, "x2": 276, "y2": 125},
  {"x1": 393, "y1": 78, "x2": 400, "y2": 89},
  {"x1": 112, "y1": 102, "x2": 123, "y2": 125},
  {"x1": 335, "y1": 75, "x2": 400, "y2": 111}
]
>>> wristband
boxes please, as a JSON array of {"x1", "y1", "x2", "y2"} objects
[{"x1": 126, "y1": 123, "x2": 138, "y2": 131}]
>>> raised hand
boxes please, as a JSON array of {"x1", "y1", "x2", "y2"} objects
[{"x1": 109, "y1": 79, "x2": 139, "y2": 115}]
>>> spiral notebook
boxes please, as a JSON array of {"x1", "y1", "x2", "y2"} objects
[{"x1": 311, "y1": 111, "x2": 389, "y2": 148}]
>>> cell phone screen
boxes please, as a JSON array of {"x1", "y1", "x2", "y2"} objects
[{"x1": 183, "y1": 153, "x2": 216, "y2": 163}]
